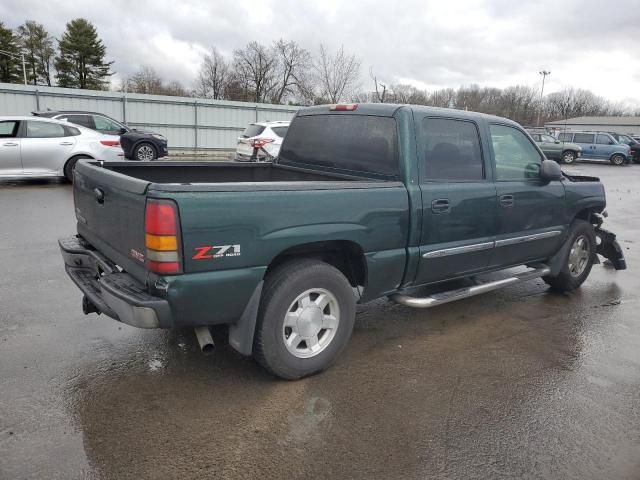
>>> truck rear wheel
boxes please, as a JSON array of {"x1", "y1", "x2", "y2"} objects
[
  {"x1": 253, "y1": 259, "x2": 356, "y2": 380},
  {"x1": 543, "y1": 220, "x2": 596, "y2": 291}
]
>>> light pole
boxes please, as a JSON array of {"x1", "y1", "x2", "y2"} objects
[
  {"x1": 537, "y1": 70, "x2": 551, "y2": 127},
  {"x1": 0, "y1": 49, "x2": 27, "y2": 85}
]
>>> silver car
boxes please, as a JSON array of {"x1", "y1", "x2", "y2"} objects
[{"x1": 0, "y1": 116, "x2": 124, "y2": 181}]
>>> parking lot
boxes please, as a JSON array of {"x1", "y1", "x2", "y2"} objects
[{"x1": 1, "y1": 163, "x2": 639, "y2": 479}]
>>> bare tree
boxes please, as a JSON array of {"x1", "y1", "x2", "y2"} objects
[
  {"x1": 196, "y1": 47, "x2": 230, "y2": 99},
  {"x1": 313, "y1": 44, "x2": 361, "y2": 103},
  {"x1": 388, "y1": 83, "x2": 428, "y2": 104},
  {"x1": 370, "y1": 67, "x2": 387, "y2": 103},
  {"x1": 124, "y1": 66, "x2": 187, "y2": 97},
  {"x1": 233, "y1": 41, "x2": 278, "y2": 103},
  {"x1": 125, "y1": 66, "x2": 164, "y2": 94},
  {"x1": 272, "y1": 39, "x2": 311, "y2": 104}
]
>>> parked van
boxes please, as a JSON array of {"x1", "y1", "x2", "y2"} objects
[{"x1": 557, "y1": 131, "x2": 630, "y2": 165}]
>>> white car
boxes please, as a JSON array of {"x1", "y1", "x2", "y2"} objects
[
  {"x1": 235, "y1": 120, "x2": 290, "y2": 161},
  {"x1": 0, "y1": 116, "x2": 124, "y2": 181}
]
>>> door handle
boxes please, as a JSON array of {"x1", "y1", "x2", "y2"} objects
[
  {"x1": 94, "y1": 188, "x2": 105, "y2": 204},
  {"x1": 59, "y1": 141, "x2": 74, "y2": 146},
  {"x1": 3, "y1": 142, "x2": 18, "y2": 146},
  {"x1": 499, "y1": 194, "x2": 514, "y2": 207},
  {"x1": 431, "y1": 199, "x2": 450, "y2": 213}
]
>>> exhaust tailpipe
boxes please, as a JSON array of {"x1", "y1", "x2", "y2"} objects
[{"x1": 194, "y1": 326, "x2": 215, "y2": 355}]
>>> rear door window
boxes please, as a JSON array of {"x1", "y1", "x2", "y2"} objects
[
  {"x1": 242, "y1": 124, "x2": 265, "y2": 138},
  {"x1": 279, "y1": 115, "x2": 398, "y2": 177},
  {"x1": 271, "y1": 126, "x2": 288, "y2": 138},
  {"x1": 25, "y1": 121, "x2": 66, "y2": 138},
  {"x1": 558, "y1": 133, "x2": 573, "y2": 141},
  {"x1": 420, "y1": 117, "x2": 484, "y2": 181},
  {"x1": 0, "y1": 120, "x2": 19, "y2": 138},
  {"x1": 573, "y1": 133, "x2": 595, "y2": 144}
]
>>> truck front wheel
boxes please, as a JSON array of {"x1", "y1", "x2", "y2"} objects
[
  {"x1": 543, "y1": 220, "x2": 596, "y2": 291},
  {"x1": 253, "y1": 259, "x2": 356, "y2": 380}
]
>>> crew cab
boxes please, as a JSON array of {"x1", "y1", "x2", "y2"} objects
[{"x1": 59, "y1": 104, "x2": 626, "y2": 379}]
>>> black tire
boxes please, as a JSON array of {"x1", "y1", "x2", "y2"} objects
[
  {"x1": 610, "y1": 154, "x2": 625, "y2": 166},
  {"x1": 253, "y1": 259, "x2": 356, "y2": 380},
  {"x1": 560, "y1": 150, "x2": 576, "y2": 164},
  {"x1": 543, "y1": 220, "x2": 596, "y2": 291},
  {"x1": 63, "y1": 155, "x2": 91, "y2": 182},
  {"x1": 133, "y1": 142, "x2": 157, "y2": 161}
]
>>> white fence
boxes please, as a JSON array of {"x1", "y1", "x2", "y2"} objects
[{"x1": 0, "y1": 83, "x2": 299, "y2": 152}]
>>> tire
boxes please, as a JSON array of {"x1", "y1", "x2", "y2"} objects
[
  {"x1": 610, "y1": 154, "x2": 625, "y2": 166},
  {"x1": 560, "y1": 151, "x2": 576, "y2": 164},
  {"x1": 133, "y1": 142, "x2": 157, "y2": 161},
  {"x1": 543, "y1": 220, "x2": 596, "y2": 292},
  {"x1": 253, "y1": 259, "x2": 356, "y2": 380},
  {"x1": 63, "y1": 155, "x2": 91, "y2": 182}
]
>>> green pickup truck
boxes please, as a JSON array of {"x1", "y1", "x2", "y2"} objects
[{"x1": 60, "y1": 103, "x2": 626, "y2": 379}]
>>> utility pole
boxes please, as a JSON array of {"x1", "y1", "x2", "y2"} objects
[
  {"x1": 537, "y1": 70, "x2": 551, "y2": 127},
  {"x1": 0, "y1": 49, "x2": 27, "y2": 85}
]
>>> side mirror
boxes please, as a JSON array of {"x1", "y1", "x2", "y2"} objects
[
  {"x1": 540, "y1": 159, "x2": 563, "y2": 182},
  {"x1": 118, "y1": 127, "x2": 128, "y2": 135},
  {"x1": 554, "y1": 140, "x2": 560, "y2": 144}
]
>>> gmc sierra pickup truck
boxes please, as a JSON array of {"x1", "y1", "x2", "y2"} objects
[{"x1": 59, "y1": 103, "x2": 626, "y2": 379}]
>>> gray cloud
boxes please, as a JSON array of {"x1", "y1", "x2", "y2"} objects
[{"x1": 2, "y1": 0, "x2": 638, "y2": 105}]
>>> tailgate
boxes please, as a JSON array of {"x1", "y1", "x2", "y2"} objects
[{"x1": 73, "y1": 161, "x2": 150, "y2": 283}]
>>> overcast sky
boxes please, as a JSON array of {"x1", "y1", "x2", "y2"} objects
[{"x1": 2, "y1": 0, "x2": 639, "y2": 107}]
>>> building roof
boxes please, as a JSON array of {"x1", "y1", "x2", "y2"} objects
[{"x1": 546, "y1": 116, "x2": 640, "y2": 126}]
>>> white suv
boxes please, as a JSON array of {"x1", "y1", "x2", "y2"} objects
[{"x1": 235, "y1": 121, "x2": 290, "y2": 161}]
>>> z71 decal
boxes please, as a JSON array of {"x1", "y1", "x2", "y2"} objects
[{"x1": 192, "y1": 244, "x2": 241, "y2": 260}]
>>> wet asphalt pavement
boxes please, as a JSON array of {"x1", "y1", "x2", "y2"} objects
[{"x1": 1, "y1": 164, "x2": 639, "y2": 480}]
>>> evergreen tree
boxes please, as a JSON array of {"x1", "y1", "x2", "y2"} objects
[
  {"x1": 54, "y1": 18, "x2": 113, "y2": 89},
  {"x1": 0, "y1": 22, "x2": 23, "y2": 84},
  {"x1": 18, "y1": 20, "x2": 55, "y2": 86}
]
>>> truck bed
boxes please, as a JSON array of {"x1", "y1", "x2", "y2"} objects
[{"x1": 98, "y1": 161, "x2": 375, "y2": 185}]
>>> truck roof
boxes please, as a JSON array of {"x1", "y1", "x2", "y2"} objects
[{"x1": 297, "y1": 103, "x2": 520, "y2": 127}]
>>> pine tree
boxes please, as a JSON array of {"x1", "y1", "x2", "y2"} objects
[
  {"x1": 17, "y1": 20, "x2": 55, "y2": 86},
  {"x1": 0, "y1": 22, "x2": 23, "y2": 84},
  {"x1": 54, "y1": 18, "x2": 113, "y2": 89}
]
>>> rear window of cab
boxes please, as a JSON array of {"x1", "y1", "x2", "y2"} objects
[{"x1": 279, "y1": 115, "x2": 399, "y2": 177}]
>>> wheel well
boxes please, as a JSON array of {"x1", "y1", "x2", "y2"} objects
[
  {"x1": 562, "y1": 149, "x2": 577, "y2": 155},
  {"x1": 574, "y1": 207, "x2": 601, "y2": 225},
  {"x1": 64, "y1": 154, "x2": 93, "y2": 170},
  {"x1": 265, "y1": 241, "x2": 367, "y2": 288},
  {"x1": 134, "y1": 140, "x2": 156, "y2": 151}
]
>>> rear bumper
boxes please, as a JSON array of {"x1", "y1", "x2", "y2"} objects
[{"x1": 59, "y1": 235, "x2": 172, "y2": 328}]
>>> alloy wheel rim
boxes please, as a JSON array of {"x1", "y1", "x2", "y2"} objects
[
  {"x1": 568, "y1": 235, "x2": 590, "y2": 277},
  {"x1": 282, "y1": 288, "x2": 340, "y2": 359},
  {"x1": 137, "y1": 145, "x2": 154, "y2": 160},
  {"x1": 563, "y1": 153, "x2": 574, "y2": 163}
]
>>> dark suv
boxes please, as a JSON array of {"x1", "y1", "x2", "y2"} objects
[{"x1": 32, "y1": 110, "x2": 168, "y2": 160}]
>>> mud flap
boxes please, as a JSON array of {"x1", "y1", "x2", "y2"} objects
[{"x1": 595, "y1": 228, "x2": 627, "y2": 270}]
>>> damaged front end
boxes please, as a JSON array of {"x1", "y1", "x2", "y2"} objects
[{"x1": 594, "y1": 212, "x2": 627, "y2": 270}]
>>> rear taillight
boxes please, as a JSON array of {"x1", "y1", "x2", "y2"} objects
[
  {"x1": 145, "y1": 199, "x2": 181, "y2": 274},
  {"x1": 250, "y1": 138, "x2": 274, "y2": 149},
  {"x1": 329, "y1": 103, "x2": 358, "y2": 111},
  {"x1": 100, "y1": 140, "x2": 121, "y2": 147}
]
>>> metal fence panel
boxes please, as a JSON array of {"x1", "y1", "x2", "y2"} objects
[{"x1": 0, "y1": 82, "x2": 299, "y2": 151}]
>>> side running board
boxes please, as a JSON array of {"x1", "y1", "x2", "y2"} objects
[{"x1": 390, "y1": 264, "x2": 551, "y2": 309}]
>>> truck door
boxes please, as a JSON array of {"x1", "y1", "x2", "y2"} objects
[
  {"x1": 488, "y1": 123, "x2": 566, "y2": 267},
  {"x1": 414, "y1": 116, "x2": 498, "y2": 285}
]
